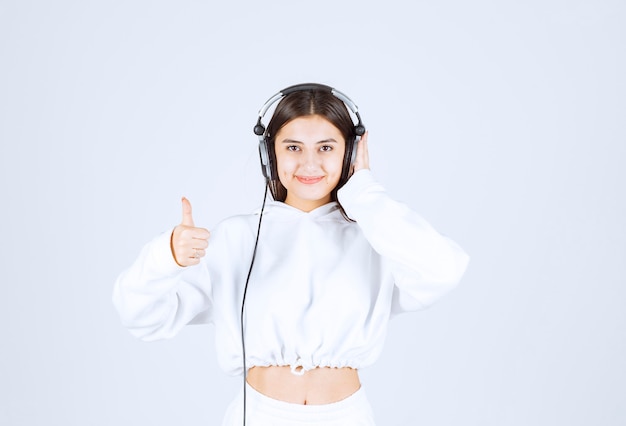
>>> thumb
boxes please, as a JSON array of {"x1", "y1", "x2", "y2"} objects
[{"x1": 181, "y1": 197, "x2": 195, "y2": 227}]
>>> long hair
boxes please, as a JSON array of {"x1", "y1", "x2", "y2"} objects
[{"x1": 265, "y1": 89, "x2": 357, "y2": 210}]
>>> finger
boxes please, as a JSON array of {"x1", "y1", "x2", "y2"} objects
[
  {"x1": 191, "y1": 235, "x2": 209, "y2": 250},
  {"x1": 181, "y1": 197, "x2": 195, "y2": 227},
  {"x1": 175, "y1": 228, "x2": 209, "y2": 252},
  {"x1": 185, "y1": 257, "x2": 201, "y2": 266},
  {"x1": 184, "y1": 248, "x2": 205, "y2": 266},
  {"x1": 191, "y1": 228, "x2": 211, "y2": 241},
  {"x1": 354, "y1": 131, "x2": 370, "y2": 171},
  {"x1": 361, "y1": 131, "x2": 369, "y2": 153},
  {"x1": 361, "y1": 131, "x2": 369, "y2": 149},
  {"x1": 191, "y1": 248, "x2": 206, "y2": 258}
]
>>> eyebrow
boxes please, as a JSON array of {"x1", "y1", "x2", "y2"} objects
[{"x1": 280, "y1": 138, "x2": 339, "y2": 144}]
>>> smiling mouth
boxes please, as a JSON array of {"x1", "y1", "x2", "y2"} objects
[{"x1": 296, "y1": 176, "x2": 324, "y2": 184}]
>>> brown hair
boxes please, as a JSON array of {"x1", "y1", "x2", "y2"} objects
[{"x1": 265, "y1": 89, "x2": 357, "y2": 206}]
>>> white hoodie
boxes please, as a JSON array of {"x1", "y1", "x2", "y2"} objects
[{"x1": 113, "y1": 170, "x2": 469, "y2": 376}]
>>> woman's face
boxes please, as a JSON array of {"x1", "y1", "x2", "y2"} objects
[{"x1": 274, "y1": 115, "x2": 346, "y2": 212}]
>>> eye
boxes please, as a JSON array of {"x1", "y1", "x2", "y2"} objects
[
  {"x1": 286, "y1": 145, "x2": 300, "y2": 152},
  {"x1": 320, "y1": 145, "x2": 333, "y2": 152}
]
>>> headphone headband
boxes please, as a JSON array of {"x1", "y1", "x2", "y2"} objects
[{"x1": 254, "y1": 83, "x2": 364, "y2": 137}]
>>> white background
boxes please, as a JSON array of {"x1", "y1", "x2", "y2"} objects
[{"x1": 1, "y1": 1, "x2": 624, "y2": 425}]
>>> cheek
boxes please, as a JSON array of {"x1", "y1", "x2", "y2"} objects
[
  {"x1": 275, "y1": 153, "x2": 295, "y2": 176},
  {"x1": 328, "y1": 152, "x2": 345, "y2": 175}
]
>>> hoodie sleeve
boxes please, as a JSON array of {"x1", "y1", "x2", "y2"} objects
[
  {"x1": 112, "y1": 229, "x2": 213, "y2": 341},
  {"x1": 338, "y1": 169, "x2": 469, "y2": 313}
]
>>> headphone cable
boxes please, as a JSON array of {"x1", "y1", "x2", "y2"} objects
[{"x1": 240, "y1": 183, "x2": 269, "y2": 426}]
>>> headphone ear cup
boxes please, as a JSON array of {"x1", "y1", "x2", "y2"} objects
[
  {"x1": 258, "y1": 137, "x2": 271, "y2": 180},
  {"x1": 339, "y1": 136, "x2": 358, "y2": 185}
]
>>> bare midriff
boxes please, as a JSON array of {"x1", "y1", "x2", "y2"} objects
[{"x1": 246, "y1": 366, "x2": 361, "y2": 405}]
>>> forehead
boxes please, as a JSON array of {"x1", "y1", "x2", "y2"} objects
[{"x1": 276, "y1": 115, "x2": 345, "y2": 143}]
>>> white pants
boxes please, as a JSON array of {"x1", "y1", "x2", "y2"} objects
[{"x1": 221, "y1": 383, "x2": 377, "y2": 425}]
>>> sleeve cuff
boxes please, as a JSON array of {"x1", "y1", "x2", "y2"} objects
[
  {"x1": 337, "y1": 169, "x2": 385, "y2": 212},
  {"x1": 148, "y1": 228, "x2": 187, "y2": 276}
]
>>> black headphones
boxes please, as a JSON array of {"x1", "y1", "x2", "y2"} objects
[{"x1": 253, "y1": 83, "x2": 366, "y2": 185}]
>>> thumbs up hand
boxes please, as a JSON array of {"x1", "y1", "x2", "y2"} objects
[{"x1": 171, "y1": 197, "x2": 211, "y2": 267}]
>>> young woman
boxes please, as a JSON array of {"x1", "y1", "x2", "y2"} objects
[{"x1": 113, "y1": 84, "x2": 469, "y2": 425}]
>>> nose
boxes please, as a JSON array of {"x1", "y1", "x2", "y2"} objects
[{"x1": 301, "y1": 149, "x2": 320, "y2": 172}]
